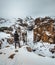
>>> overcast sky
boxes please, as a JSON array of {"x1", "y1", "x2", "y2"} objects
[{"x1": 0, "y1": 0, "x2": 55, "y2": 18}]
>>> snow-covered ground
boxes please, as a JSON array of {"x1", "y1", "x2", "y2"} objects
[
  {"x1": 0, "y1": 32, "x2": 11, "y2": 39},
  {"x1": 27, "y1": 30, "x2": 55, "y2": 57},
  {"x1": 0, "y1": 45, "x2": 55, "y2": 65},
  {"x1": 0, "y1": 18, "x2": 55, "y2": 65},
  {"x1": 0, "y1": 30, "x2": 55, "y2": 65},
  {"x1": 0, "y1": 18, "x2": 16, "y2": 27}
]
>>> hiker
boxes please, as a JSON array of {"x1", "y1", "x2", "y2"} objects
[{"x1": 14, "y1": 30, "x2": 20, "y2": 48}]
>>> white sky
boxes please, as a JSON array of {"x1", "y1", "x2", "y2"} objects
[{"x1": 0, "y1": 0, "x2": 55, "y2": 18}]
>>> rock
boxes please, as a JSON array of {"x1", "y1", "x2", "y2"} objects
[
  {"x1": 33, "y1": 28, "x2": 37, "y2": 42},
  {"x1": 19, "y1": 23, "x2": 28, "y2": 27},
  {"x1": 5, "y1": 46, "x2": 10, "y2": 48},
  {"x1": 1, "y1": 39, "x2": 4, "y2": 41},
  {"x1": 4, "y1": 30, "x2": 14, "y2": 37},
  {"x1": 15, "y1": 50, "x2": 18, "y2": 52},
  {"x1": 37, "y1": 27, "x2": 43, "y2": 34},
  {"x1": 48, "y1": 37, "x2": 54, "y2": 44},
  {"x1": 26, "y1": 47, "x2": 32, "y2": 52},
  {"x1": 33, "y1": 17, "x2": 55, "y2": 44},
  {"x1": 51, "y1": 56, "x2": 55, "y2": 58},
  {"x1": 0, "y1": 52, "x2": 2, "y2": 54},
  {"x1": 41, "y1": 32, "x2": 49, "y2": 42},
  {"x1": 7, "y1": 37, "x2": 14, "y2": 44},
  {"x1": 49, "y1": 46, "x2": 55, "y2": 53},
  {"x1": 34, "y1": 18, "x2": 41, "y2": 25},
  {"x1": 0, "y1": 27, "x2": 13, "y2": 32},
  {"x1": 33, "y1": 49, "x2": 36, "y2": 52},
  {"x1": 38, "y1": 54, "x2": 45, "y2": 57},
  {"x1": 8, "y1": 54, "x2": 15, "y2": 59},
  {"x1": 36, "y1": 34, "x2": 41, "y2": 42}
]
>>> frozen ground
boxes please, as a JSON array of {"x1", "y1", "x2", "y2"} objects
[
  {"x1": 0, "y1": 45, "x2": 55, "y2": 65},
  {"x1": 0, "y1": 18, "x2": 55, "y2": 65},
  {"x1": 0, "y1": 30, "x2": 55, "y2": 65},
  {"x1": 27, "y1": 30, "x2": 55, "y2": 57}
]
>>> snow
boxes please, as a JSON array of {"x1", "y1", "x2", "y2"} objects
[
  {"x1": 0, "y1": 17, "x2": 55, "y2": 65},
  {"x1": 27, "y1": 31, "x2": 55, "y2": 58},
  {"x1": 0, "y1": 19, "x2": 16, "y2": 27},
  {"x1": 33, "y1": 42, "x2": 55, "y2": 57},
  {"x1": 0, "y1": 45, "x2": 55, "y2": 65},
  {"x1": 0, "y1": 32, "x2": 11, "y2": 40}
]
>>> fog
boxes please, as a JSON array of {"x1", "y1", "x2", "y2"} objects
[{"x1": 0, "y1": 0, "x2": 55, "y2": 18}]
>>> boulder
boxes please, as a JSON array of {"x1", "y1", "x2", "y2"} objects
[
  {"x1": 34, "y1": 18, "x2": 41, "y2": 25},
  {"x1": 8, "y1": 54, "x2": 15, "y2": 59},
  {"x1": 26, "y1": 47, "x2": 32, "y2": 52},
  {"x1": 0, "y1": 27, "x2": 13, "y2": 32},
  {"x1": 48, "y1": 37, "x2": 54, "y2": 44},
  {"x1": 7, "y1": 37, "x2": 14, "y2": 44}
]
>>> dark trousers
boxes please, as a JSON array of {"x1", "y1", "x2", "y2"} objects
[{"x1": 15, "y1": 41, "x2": 20, "y2": 48}]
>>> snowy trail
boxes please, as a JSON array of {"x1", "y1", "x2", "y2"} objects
[
  {"x1": 0, "y1": 45, "x2": 55, "y2": 65},
  {"x1": 0, "y1": 17, "x2": 55, "y2": 65}
]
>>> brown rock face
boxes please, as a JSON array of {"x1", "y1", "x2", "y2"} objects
[
  {"x1": 34, "y1": 18, "x2": 41, "y2": 25},
  {"x1": 41, "y1": 32, "x2": 49, "y2": 42},
  {"x1": 33, "y1": 28, "x2": 37, "y2": 42},
  {"x1": 33, "y1": 17, "x2": 55, "y2": 44}
]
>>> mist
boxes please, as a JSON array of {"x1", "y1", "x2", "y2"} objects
[{"x1": 0, "y1": 0, "x2": 55, "y2": 18}]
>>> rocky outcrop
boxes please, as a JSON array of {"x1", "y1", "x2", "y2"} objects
[
  {"x1": 7, "y1": 37, "x2": 14, "y2": 44},
  {"x1": 33, "y1": 17, "x2": 55, "y2": 44},
  {"x1": 0, "y1": 27, "x2": 13, "y2": 32}
]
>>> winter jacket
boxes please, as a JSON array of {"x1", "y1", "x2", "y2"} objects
[{"x1": 14, "y1": 31, "x2": 19, "y2": 42}]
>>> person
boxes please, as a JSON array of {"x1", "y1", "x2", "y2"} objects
[{"x1": 14, "y1": 30, "x2": 20, "y2": 48}]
